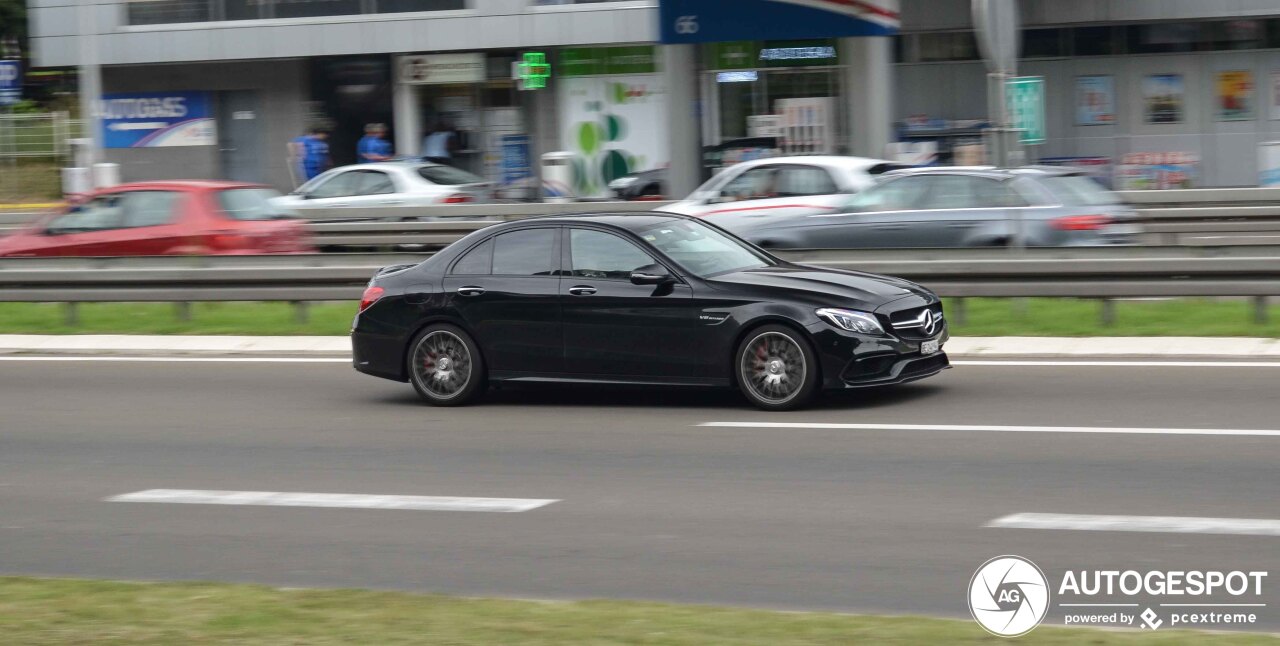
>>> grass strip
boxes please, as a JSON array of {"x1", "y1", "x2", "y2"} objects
[
  {"x1": 0, "y1": 298, "x2": 1277, "y2": 337},
  {"x1": 0, "y1": 577, "x2": 1275, "y2": 645}
]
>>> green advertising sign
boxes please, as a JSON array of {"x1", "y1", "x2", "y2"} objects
[
  {"x1": 1005, "y1": 76, "x2": 1046, "y2": 145},
  {"x1": 560, "y1": 46, "x2": 657, "y2": 77},
  {"x1": 706, "y1": 40, "x2": 840, "y2": 70}
]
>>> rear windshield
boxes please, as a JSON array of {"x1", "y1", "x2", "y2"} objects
[
  {"x1": 417, "y1": 165, "x2": 485, "y2": 186},
  {"x1": 1038, "y1": 175, "x2": 1118, "y2": 206},
  {"x1": 216, "y1": 188, "x2": 296, "y2": 221}
]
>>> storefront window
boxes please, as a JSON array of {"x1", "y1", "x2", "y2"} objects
[
  {"x1": 376, "y1": 0, "x2": 465, "y2": 13},
  {"x1": 126, "y1": 0, "x2": 212, "y2": 25},
  {"x1": 718, "y1": 79, "x2": 760, "y2": 140},
  {"x1": 1023, "y1": 28, "x2": 1066, "y2": 58},
  {"x1": 1126, "y1": 23, "x2": 1206, "y2": 54},
  {"x1": 917, "y1": 32, "x2": 978, "y2": 62},
  {"x1": 1207, "y1": 20, "x2": 1263, "y2": 51},
  {"x1": 1072, "y1": 26, "x2": 1118, "y2": 56}
]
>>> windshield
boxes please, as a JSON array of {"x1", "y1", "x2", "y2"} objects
[
  {"x1": 216, "y1": 188, "x2": 296, "y2": 221},
  {"x1": 1038, "y1": 175, "x2": 1119, "y2": 206},
  {"x1": 418, "y1": 165, "x2": 485, "y2": 185},
  {"x1": 636, "y1": 219, "x2": 773, "y2": 277}
]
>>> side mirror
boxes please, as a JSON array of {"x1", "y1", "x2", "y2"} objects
[{"x1": 630, "y1": 263, "x2": 674, "y2": 286}]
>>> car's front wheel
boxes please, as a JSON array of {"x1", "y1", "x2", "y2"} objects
[
  {"x1": 734, "y1": 325, "x2": 819, "y2": 411},
  {"x1": 408, "y1": 324, "x2": 486, "y2": 406}
]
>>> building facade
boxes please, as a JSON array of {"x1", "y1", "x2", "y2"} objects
[{"x1": 29, "y1": 0, "x2": 1280, "y2": 191}]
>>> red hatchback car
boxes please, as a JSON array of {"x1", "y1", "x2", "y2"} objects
[{"x1": 0, "y1": 181, "x2": 314, "y2": 256}]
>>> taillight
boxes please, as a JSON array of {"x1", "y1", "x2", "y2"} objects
[
  {"x1": 442, "y1": 193, "x2": 475, "y2": 204},
  {"x1": 1051, "y1": 215, "x2": 1113, "y2": 231},
  {"x1": 359, "y1": 286, "x2": 385, "y2": 312}
]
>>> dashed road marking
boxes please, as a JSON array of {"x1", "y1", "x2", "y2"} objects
[
  {"x1": 108, "y1": 489, "x2": 559, "y2": 513},
  {"x1": 698, "y1": 422, "x2": 1280, "y2": 437},
  {"x1": 987, "y1": 513, "x2": 1280, "y2": 536}
]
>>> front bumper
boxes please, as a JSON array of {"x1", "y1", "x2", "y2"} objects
[{"x1": 807, "y1": 322, "x2": 951, "y2": 389}]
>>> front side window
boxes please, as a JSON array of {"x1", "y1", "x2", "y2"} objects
[
  {"x1": 637, "y1": 220, "x2": 772, "y2": 277},
  {"x1": 492, "y1": 229, "x2": 557, "y2": 276},
  {"x1": 719, "y1": 167, "x2": 779, "y2": 201},
  {"x1": 569, "y1": 229, "x2": 656, "y2": 280},
  {"x1": 916, "y1": 176, "x2": 1025, "y2": 209},
  {"x1": 120, "y1": 191, "x2": 184, "y2": 227},
  {"x1": 309, "y1": 172, "x2": 359, "y2": 199},
  {"x1": 845, "y1": 176, "x2": 930, "y2": 212},
  {"x1": 353, "y1": 171, "x2": 396, "y2": 196},
  {"x1": 46, "y1": 191, "x2": 182, "y2": 233}
]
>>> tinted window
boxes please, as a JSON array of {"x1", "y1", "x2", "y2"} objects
[
  {"x1": 120, "y1": 191, "x2": 183, "y2": 227},
  {"x1": 217, "y1": 188, "x2": 295, "y2": 221},
  {"x1": 1038, "y1": 175, "x2": 1119, "y2": 207},
  {"x1": 492, "y1": 229, "x2": 557, "y2": 276},
  {"x1": 570, "y1": 229, "x2": 655, "y2": 280},
  {"x1": 917, "y1": 176, "x2": 1025, "y2": 209},
  {"x1": 845, "y1": 176, "x2": 930, "y2": 211},
  {"x1": 776, "y1": 166, "x2": 838, "y2": 196},
  {"x1": 636, "y1": 220, "x2": 771, "y2": 278},
  {"x1": 418, "y1": 165, "x2": 485, "y2": 186},
  {"x1": 309, "y1": 172, "x2": 359, "y2": 199},
  {"x1": 353, "y1": 171, "x2": 396, "y2": 195},
  {"x1": 451, "y1": 238, "x2": 494, "y2": 275}
]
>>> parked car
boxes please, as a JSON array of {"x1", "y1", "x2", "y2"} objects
[
  {"x1": 351, "y1": 213, "x2": 949, "y2": 411},
  {"x1": 705, "y1": 167, "x2": 1141, "y2": 249},
  {"x1": 608, "y1": 168, "x2": 667, "y2": 201},
  {"x1": 661, "y1": 156, "x2": 910, "y2": 218},
  {"x1": 273, "y1": 161, "x2": 492, "y2": 215},
  {"x1": 0, "y1": 181, "x2": 313, "y2": 257}
]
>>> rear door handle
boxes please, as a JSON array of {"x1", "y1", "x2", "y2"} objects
[
  {"x1": 456, "y1": 286, "x2": 485, "y2": 297},
  {"x1": 379, "y1": 200, "x2": 405, "y2": 205},
  {"x1": 568, "y1": 285, "x2": 597, "y2": 296},
  {"x1": 872, "y1": 224, "x2": 907, "y2": 230}
]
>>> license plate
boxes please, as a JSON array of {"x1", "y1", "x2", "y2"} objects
[{"x1": 921, "y1": 339, "x2": 940, "y2": 355}]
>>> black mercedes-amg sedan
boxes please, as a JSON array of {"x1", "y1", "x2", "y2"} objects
[{"x1": 352, "y1": 213, "x2": 949, "y2": 410}]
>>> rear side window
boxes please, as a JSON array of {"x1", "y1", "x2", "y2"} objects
[
  {"x1": 917, "y1": 176, "x2": 1028, "y2": 209},
  {"x1": 1038, "y1": 175, "x2": 1118, "y2": 206},
  {"x1": 492, "y1": 229, "x2": 557, "y2": 276},
  {"x1": 418, "y1": 165, "x2": 485, "y2": 186},
  {"x1": 451, "y1": 238, "x2": 493, "y2": 275},
  {"x1": 775, "y1": 166, "x2": 838, "y2": 196},
  {"x1": 353, "y1": 171, "x2": 396, "y2": 195},
  {"x1": 216, "y1": 188, "x2": 294, "y2": 221},
  {"x1": 845, "y1": 176, "x2": 930, "y2": 211}
]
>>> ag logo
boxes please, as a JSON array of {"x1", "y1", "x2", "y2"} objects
[
  {"x1": 969, "y1": 555, "x2": 1050, "y2": 637},
  {"x1": 674, "y1": 15, "x2": 699, "y2": 35}
]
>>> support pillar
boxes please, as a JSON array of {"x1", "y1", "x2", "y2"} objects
[
  {"x1": 662, "y1": 44, "x2": 701, "y2": 199},
  {"x1": 839, "y1": 37, "x2": 892, "y2": 159},
  {"x1": 392, "y1": 58, "x2": 422, "y2": 158}
]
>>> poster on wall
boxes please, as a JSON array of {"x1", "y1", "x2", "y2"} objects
[
  {"x1": 98, "y1": 91, "x2": 216, "y2": 148},
  {"x1": 1142, "y1": 74, "x2": 1184, "y2": 124},
  {"x1": 558, "y1": 75, "x2": 668, "y2": 198},
  {"x1": 1270, "y1": 71, "x2": 1280, "y2": 120},
  {"x1": 1114, "y1": 152, "x2": 1198, "y2": 190},
  {"x1": 775, "y1": 97, "x2": 835, "y2": 155},
  {"x1": 1075, "y1": 75, "x2": 1115, "y2": 126},
  {"x1": 1216, "y1": 70, "x2": 1255, "y2": 121}
]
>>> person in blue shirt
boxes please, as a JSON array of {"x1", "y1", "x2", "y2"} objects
[
  {"x1": 357, "y1": 123, "x2": 393, "y2": 163},
  {"x1": 290, "y1": 128, "x2": 331, "y2": 182}
]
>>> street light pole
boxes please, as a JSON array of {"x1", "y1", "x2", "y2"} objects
[{"x1": 77, "y1": 0, "x2": 103, "y2": 167}]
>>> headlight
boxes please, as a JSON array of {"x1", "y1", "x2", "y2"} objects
[
  {"x1": 816, "y1": 308, "x2": 886, "y2": 335},
  {"x1": 609, "y1": 176, "x2": 639, "y2": 190}
]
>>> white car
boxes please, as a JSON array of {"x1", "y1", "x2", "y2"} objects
[
  {"x1": 273, "y1": 161, "x2": 492, "y2": 214},
  {"x1": 661, "y1": 156, "x2": 909, "y2": 222}
]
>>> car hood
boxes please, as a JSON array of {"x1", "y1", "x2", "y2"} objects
[{"x1": 706, "y1": 264, "x2": 936, "y2": 311}]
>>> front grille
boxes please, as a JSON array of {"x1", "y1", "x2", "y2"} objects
[{"x1": 886, "y1": 303, "x2": 944, "y2": 341}]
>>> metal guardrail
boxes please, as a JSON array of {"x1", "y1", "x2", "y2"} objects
[{"x1": 0, "y1": 249, "x2": 1275, "y2": 325}]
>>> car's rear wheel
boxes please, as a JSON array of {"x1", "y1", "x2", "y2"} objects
[
  {"x1": 735, "y1": 325, "x2": 819, "y2": 411},
  {"x1": 408, "y1": 324, "x2": 485, "y2": 406}
]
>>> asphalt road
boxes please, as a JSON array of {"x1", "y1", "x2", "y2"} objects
[{"x1": 0, "y1": 358, "x2": 1277, "y2": 630}]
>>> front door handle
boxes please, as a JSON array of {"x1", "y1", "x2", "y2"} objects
[
  {"x1": 457, "y1": 286, "x2": 485, "y2": 297},
  {"x1": 872, "y1": 224, "x2": 907, "y2": 230},
  {"x1": 568, "y1": 285, "x2": 597, "y2": 296}
]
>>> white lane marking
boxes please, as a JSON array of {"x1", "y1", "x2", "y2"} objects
[
  {"x1": 987, "y1": 513, "x2": 1280, "y2": 537},
  {"x1": 107, "y1": 489, "x2": 558, "y2": 513},
  {"x1": 698, "y1": 422, "x2": 1280, "y2": 437},
  {"x1": 954, "y1": 360, "x2": 1280, "y2": 368},
  {"x1": 0, "y1": 356, "x2": 348, "y2": 363}
]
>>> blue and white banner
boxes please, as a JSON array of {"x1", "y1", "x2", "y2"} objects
[
  {"x1": 659, "y1": 0, "x2": 899, "y2": 44},
  {"x1": 0, "y1": 60, "x2": 20, "y2": 106},
  {"x1": 98, "y1": 91, "x2": 217, "y2": 148}
]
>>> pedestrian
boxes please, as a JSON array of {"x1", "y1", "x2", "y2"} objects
[
  {"x1": 297, "y1": 128, "x2": 331, "y2": 181},
  {"x1": 357, "y1": 123, "x2": 393, "y2": 164},
  {"x1": 422, "y1": 120, "x2": 459, "y2": 165}
]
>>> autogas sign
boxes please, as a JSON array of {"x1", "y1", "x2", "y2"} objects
[
  {"x1": 0, "y1": 60, "x2": 20, "y2": 106},
  {"x1": 98, "y1": 91, "x2": 216, "y2": 148}
]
